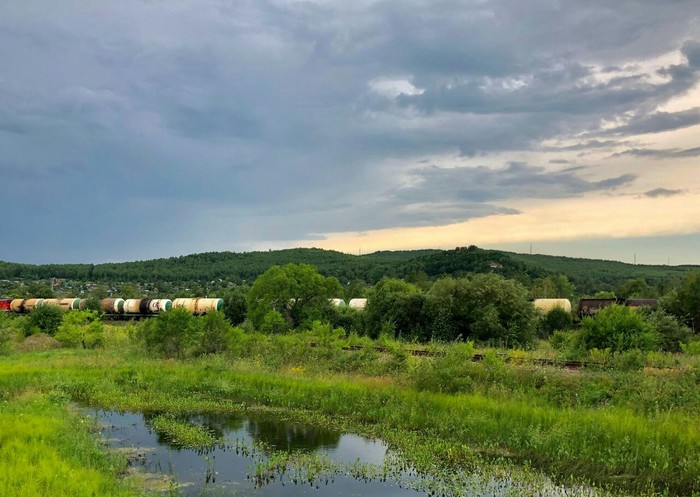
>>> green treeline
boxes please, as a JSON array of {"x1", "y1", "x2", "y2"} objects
[{"x1": 2, "y1": 246, "x2": 696, "y2": 293}]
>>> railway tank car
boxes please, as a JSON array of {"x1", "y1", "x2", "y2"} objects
[
  {"x1": 348, "y1": 298, "x2": 367, "y2": 310},
  {"x1": 532, "y1": 298, "x2": 572, "y2": 314},
  {"x1": 100, "y1": 298, "x2": 125, "y2": 314},
  {"x1": 10, "y1": 298, "x2": 46, "y2": 313},
  {"x1": 123, "y1": 298, "x2": 173, "y2": 315},
  {"x1": 172, "y1": 297, "x2": 223, "y2": 315},
  {"x1": 43, "y1": 298, "x2": 81, "y2": 311}
]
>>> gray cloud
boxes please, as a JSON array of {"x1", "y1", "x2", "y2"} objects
[
  {"x1": 0, "y1": 0, "x2": 698, "y2": 262},
  {"x1": 610, "y1": 146, "x2": 700, "y2": 159},
  {"x1": 643, "y1": 188, "x2": 684, "y2": 198},
  {"x1": 397, "y1": 162, "x2": 636, "y2": 205},
  {"x1": 603, "y1": 108, "x2": 700, "y2": 136}
]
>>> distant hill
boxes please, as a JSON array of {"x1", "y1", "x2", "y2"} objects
[
  {"x1": 1, "y1": 246, "x2": 697, "y2": 294},
  {"x1": 505, "y1": 252, "x2": 696, "y2": 292}
]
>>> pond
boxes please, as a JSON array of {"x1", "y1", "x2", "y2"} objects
[{"x1": 90, "y1": 409, "x2": 602, "y2": 497}]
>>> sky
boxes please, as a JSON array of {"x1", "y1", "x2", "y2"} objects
[{"x1": 1, "y1": 0, "x2": 699, "y2": 265}]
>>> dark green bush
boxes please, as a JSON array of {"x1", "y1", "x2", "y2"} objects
[
  {"x1": 24, "y1": 305, "x2": 65, "y2": 336},
  {"x1": 579, "y1": 305, "x2": 658, "y2": 352},
  {"x1": 137, "y1": 308, "x2": 201, "y2": 358},
  {"x1": 539, "y1": 307, "x2": 573, "y2": 337}
]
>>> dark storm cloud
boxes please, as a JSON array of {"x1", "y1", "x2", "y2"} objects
[
  {"x1": 0, "y1": 0, "x2": 699, "y2": 262},
  {"x1": 397, "y1": 162, "x2": 636, "y2": 204}
]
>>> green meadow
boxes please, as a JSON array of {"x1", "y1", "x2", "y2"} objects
[{"x1": 1, "y1": 326, "x2": 699, "y2": 497}]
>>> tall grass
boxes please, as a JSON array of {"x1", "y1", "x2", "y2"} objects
[{"x1": 0, "y1": 392, "x2": 142, "y2": 497}]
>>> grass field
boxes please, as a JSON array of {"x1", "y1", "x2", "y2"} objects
[{"x1": 1, "y1": 327, "x2": 699, "y2": 496}]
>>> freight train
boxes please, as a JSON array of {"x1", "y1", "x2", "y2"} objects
[{"x1": 0, "y1": 297, "x2": 223, "y2": 318}]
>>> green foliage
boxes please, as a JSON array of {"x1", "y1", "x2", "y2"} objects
[
  {"x1": 24, "y1": 305, "x2": 65, "y2": 336},
  {"x1": 223, "y1": 288, "x2": 247, "y2": 325},
  {"x1": 431, "y1": 274, "x2": 537, "y2": 347},
  {"x1": 247, "y1": 263, "x2": 342, "y2": 329},
  {"x1": 326, "y1": 305, "x2": 364, "y2": 336},
  {"x1": 579, "y1": 305, "x2": 658, "y2": 352},
  {"x1": 0, "y1": 312, "x2": 16, "y2": 352},
  {"x1": 260, "y1": 310, "x2": 289, "y2": 334},
  {"x1": 616, "y1": 277, "x2": 656, "y2": 299},
  {"x1": 55, "y1": 310, "x2": 104, "y2": 349},
  {"x1": 662, "y1": 270, "x2": 700, "y2": 331},
  {"x1": 410, "y1": 341, "x2": 476, "y2": 393},
  {"x1": 198, "y1": 311, "x2": 233, "y2": 355},
  {"x1": 681, "y1": 340, "x2": 700, "y2": 355},
  {"x1": 639, "y1": 308, "x2": 692, "y2": 352},
  {"x1": 538, "y1": 307, "x2": 573, "y2": 337},
  {"x1": 364, "y1": 278, "x2": 431, "y2": 340},
  {"x1": 531, "y1": 274, "x2": 574, "y2": 299},
  {"x1": 550, "y1": 330, "x2": 577, "y2": 351},
  {"x1": 136, "y1": 308, "x2": 201, "y2": 358}
]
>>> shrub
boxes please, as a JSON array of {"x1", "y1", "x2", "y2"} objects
[
  {"x1": 260, "y1": 310, "x2": 289, "y2": 334},
  {"x1": 55, "y1": 310, "x2": 104, "y2": 349},
  {"x1": 640, "y1": 308, "x2": 692, "y2": 352},
  {"x1": 539, "y1": 307, "x2": 573, "y2": 337},
  {"x1": 579, "y1": 305, "x2": 658, "y2": 352},
  {"x1": 198, "y1": 311, "x2": 233, "y2": 355},
  {"x1": 137, "y1": 308, "x2": 201, "y2": 358},
  {"x1": 681, "y1": 341, "x2": 700, "y2": 356},
  {"x1": 550, "y1": 330, "x2": 576, "y2": 351},
  {"x1": 410, "y1": 341, "x2": 476, "y2": 393},
  {"x1": 24, "y1": 305, "x2": 65, "y2": 336}
]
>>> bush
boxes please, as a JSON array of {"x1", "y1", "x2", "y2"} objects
[
  {"x1": 681, "y1": 341, "x2": 700, "y2": 356},
  {"x1": 198, "y1": 311, "x2": 233, "y2": 355},
  {"x1": 579, "y1": 305, "x2": 658, "y2": 352},
  {"x1": 223, "y1": 289, "x2": 247, "y2": 325},
  {"x1": 24, "y1": 305, "x2": 65, "y2": 336},
  {"x1": 640, "y1": 308, "x2": 693, "y2": 352},
  {"x1": 137, "y1": 308, "x2": 201, "y2": 358},
  {"x1": 55, "y1": 310, "x2": 104, "y2": 349},
  {"x1": 550, "y1": 330, "x2": 577, "y2": 351},
  {"x1": 410, "y1": 341, "x2": 476, "y2": 393},
  {"x1": 539, "y1": 307, "x2": 573, "y2": 337},
  {"x1": 260, "y1": 310, "x2": 289, "y2": 334}
]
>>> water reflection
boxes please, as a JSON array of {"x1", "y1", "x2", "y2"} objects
[
  {"x1": 95, "y1": 410, "x2": 403, "y2": 497},
  {"x1": 246, "y1": 418, "x2": 340, "y2": 452},
  {"x1": 94, "y1": 410, "x2": 602, "y2": 497}
]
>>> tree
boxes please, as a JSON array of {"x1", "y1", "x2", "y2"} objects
[
  {"x1": 617, "y1": 278, "x2": 656, "y2": 299},
  {"x1": 531, "y1": 274, "x2": 575, "y2": 299},
  {"x1": 223, "y1": 288, "x2": 247, "y2": 325},
  {"x1": 247, "y1": 264, "x2": 343, "y2": 330},
  {"x1": 579, "y1": 305, "x2": 658, "y2": 352},
  {"x1": 428, "y1": 274, "x2": 536, "y2": 346},
  {"x1": 662, "y1": 270, "x2": 700, "y2": 332},
  {"x1": 364, "y1": 278, "x2": 423, "y2": 339}
]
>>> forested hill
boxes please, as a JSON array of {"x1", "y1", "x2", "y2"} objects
[
  {"x1": 1, "y1": 246, "x2": 697, "y2": 291},
  {"x1": 505, "y1": 252, "x2": 696, "y2": 292}
]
